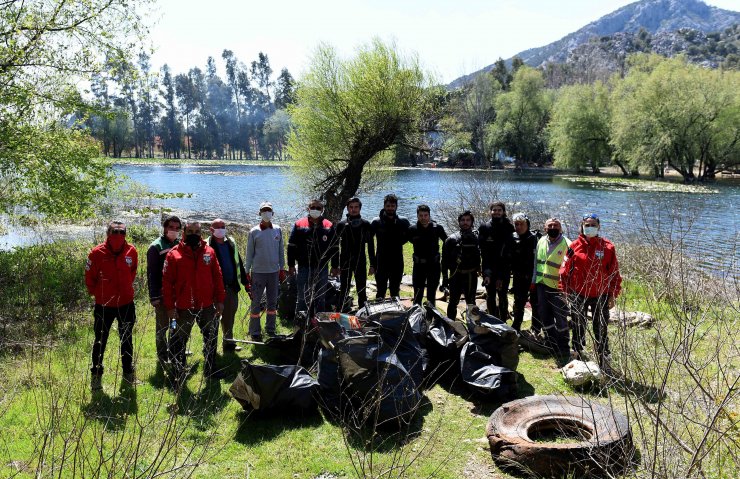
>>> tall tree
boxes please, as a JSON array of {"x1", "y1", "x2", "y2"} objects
[
  {"x1": 274, "y1": 68, "x2": 295, "y2": 109},
  {"x1": 486, "y1": 66, "x2": 552, "y2": 167},
  {"x1": 287, "y1": 39, "x2": 434, "y2": 220},
  {"x1": 175, "y1": 69, "x2": 199, "y2": 159},
  {"x1": 0, "y1": 0, "x2": 151, "y2": 217},
  {"x1": 548, "y1": 82, "x2": 620, "y2": 174},
  {"x1": 158, "y1": 64, "x2": 181, "y2": 158}
]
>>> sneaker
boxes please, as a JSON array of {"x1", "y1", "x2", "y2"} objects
[
  {"x1": 91, "y1": 374, "x2": 102, "y2": 392},
  {"x1": 185, "y1": 349, "x2": 194, "y2": 356}
]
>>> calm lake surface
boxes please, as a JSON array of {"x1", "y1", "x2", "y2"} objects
[{"x1": 115, "y1": 163, "x2": 739, "y2": 280}]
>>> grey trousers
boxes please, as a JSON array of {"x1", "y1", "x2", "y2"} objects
[
  {"x1": 249, "y1": 271, "x2": 279, "y2": 336},
  {"x1": 221, "y1": 287, "x2": 238, "y2": 346}
]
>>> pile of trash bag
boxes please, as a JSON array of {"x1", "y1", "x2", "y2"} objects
[{"x1": 231, "y1": 299, "x2": 521, "y2": 427}]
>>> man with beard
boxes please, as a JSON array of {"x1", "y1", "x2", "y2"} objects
[
  {"x1": 408, "y1": 204, "x2": 447, "y2": 306},
  {"x1": 478, "y1": 201, "x2": 514, "y2": 320},
  {"x1": 336, "y1": 197, "x2": 375, "y2": 312},
  {"x1": 85, "y1": 221, "x2": 138, "y2": 391},
  {"x1": 371, "y1": 194, "x2": 410, "y2": 298},
  {"x1": 442, "y1": 211, "x2": 480, "y2": 320}
]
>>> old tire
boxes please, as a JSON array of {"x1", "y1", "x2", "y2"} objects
[{"x1": 486, "y1": 395, "x2": 634, "y2": 477}]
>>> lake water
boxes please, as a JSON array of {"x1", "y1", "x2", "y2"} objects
[
  {"x1": 1, "y1": 163, "x2": 737, "y2": 280},
  {"x1": 113, "y1": 163, "x2": 739, "y2": 280}
]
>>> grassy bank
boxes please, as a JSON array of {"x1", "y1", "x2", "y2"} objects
[{"x1": 0, "y1": 235, "x2": 737, "y2": 478}]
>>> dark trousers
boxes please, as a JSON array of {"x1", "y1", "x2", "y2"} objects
[
  {"x1": 536, "y1": 284, "x2": 570, "y2": 356},
  {"x1": 447, "y1": 271, "x2": 478, "y2": 320},
  {"x1": 91, "y1": 303, "x2": 135, "y2": 376},
  {"x1": 570, "y1": 294, "x2": 611, "y2": 364},
  {"x1": 339, "y1": 259, "x2": 367, "y2": 312},
  {"x1": 412, "y1": 260, "x2": 440, "y2": 306},
  {"x1": 154, "y1": 302, "x2": 169, "y2": 363},
  {"x1": 169, "y1": 306, "x2": 218, "y2": 376},
  {"x1": 485, "y1": 276, "x2": 510, "y2": 321},
  {"x1": 375, "y1": 259, "x2": 403, "y2": 298},
  {"x1": 511, "y1": 274, "x2": 540, "y2": 332},
  {"x1": 220, "y1": 286, "x2": 239, "y2": 348}
]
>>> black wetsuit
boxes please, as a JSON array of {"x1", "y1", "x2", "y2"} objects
[
  {"x1": 336, "y1": 215, "x2": 375, "y2": 311},
  {"x1": 508, "y1": 229, "x2": 541, "y2": 331},
  {"x1": 370, "y1": 210, "x2": 410, "y2": 298},
  {"x1": 478, "y1": 218, "x2": 514, "y2": 320},
  {"x1": 442, "y1": 230, "x2": 480, "y2": 319},
  {"x1": 408, "y1": 221, "x2": 447, "y2": 305}
]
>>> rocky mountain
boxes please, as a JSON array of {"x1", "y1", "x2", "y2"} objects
[{"x1": 450, "y1": 0, "x2": 740, "y2": 89}]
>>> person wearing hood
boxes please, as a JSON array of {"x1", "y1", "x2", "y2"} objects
[
  {"x1": 370, "y1": 194, "x2": 410, "y2": 298},
  {"x1": 508, "y1": 213, "x2": 541, "y2": 333},
  {"x1": 207, "y1": 218, "x2": 248, "y2": 352},
  {"x1": 147, "y1": 214, "x2": 181, "y2": 367},
  {"x1": 287, "y1": 199, "x2": 339, "y2": 316},
  {"x1": 336, "y1": 197, "x2": 375, "y2": 312},
  {"x1": 478, "y1": 201, "x2": 515, "y2": 320},
  {"x1": 408, "y1": 204, "x2": 447, "y2": 306},
  {"x1": 560, "y1": 213, "x2": 622, "y2": 370},
  {"x1": 442, "y1": 211, "x2": 480, "y2": 320},
  {"x1": 85, "y1": 221, "x2": 139, "y2": 392},
  {"x1": 244, "y1": 202, "x2": 285, "y2": 341},
  {"x1": 533, "y1": 218, "x2": 571, "y2": 363},
  {"x1": 163, "y1": 221, "x2": 226, "y2": 383}
]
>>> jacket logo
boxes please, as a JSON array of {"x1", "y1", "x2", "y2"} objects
[
  {"x1": 85, "y1": 258, "x2": 92, "y2": 271},
  {"x1": 322, "y1": 235, "x2": 328, "y2": 242},
  {"x1": 595, "y1": 250, "x2": 604, "y2": 259},
  {"x1": 125, "y1": 256, "x2": 133, "y2": 266},
  {"x1": 203, "y1": 254, "x2": 212, "y2": 265}
]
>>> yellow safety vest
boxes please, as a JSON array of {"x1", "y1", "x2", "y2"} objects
[{"x1": 535, "y1": 235, "x2": 570, "y2": 289}]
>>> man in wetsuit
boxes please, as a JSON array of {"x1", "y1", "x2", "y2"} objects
[
  {"x1": 336, "y1": 196, "x2": 375, "y2": 312},
  {"x1": 408, "y1": 204, "x2": 447, "y2": 306},
  {"x1": 371, "y1": 194, "x2": 410, "y2": 298}
]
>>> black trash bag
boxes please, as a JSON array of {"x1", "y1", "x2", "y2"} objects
[
  {"x1": 263, "y1": 330, "x2": 318, "y2": 368},
  {"x1": 459, "y1": 342, "x2": 518, "y2": 399},
  {"x1": 336, "y1": 333, "x2": 422, "y2": 428},
  {"x1": 367, "y1": 310, "x2": 426, "y2": 383},
  {"x1": 467, "y1": 308, "x2": 519, "y2": 371},
  {"x1": 316, "y1": 346, "x2": 342, "y2": 415},
  {"x1": 230, "y1": 360, "x2": 318, "y2": 414},
  {"x1": 406, "y1": 304, "x2": 428, "y2": 340},
  {"x1": 424, "y1": 304, "x2": 468, "y2": 361},
  {"x1": 324, "y1": 276, "x2": 344, "y2": 312},
  {"x1": 277, "y1": 274, "x2": 297, "y2": 321},
  {"x1": 356, "y1": 297, "x2": 405, "y2": 319}
]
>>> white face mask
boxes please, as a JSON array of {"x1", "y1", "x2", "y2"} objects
[
  {"x1": 583, "y1": 226, "x2": 599, "y2": 238},
  {"x1": 213, "y1": 228, "x2": 226, "y2": 239},
  {"x1": 308, "y1": 209, "x2": 322, "y2": 219},
  {"x1": 166, "y1": 230, "x2": 178, "y2": 241},
  {"x1": 260, "y1": 211, "x2": 273, "y2": 222}
]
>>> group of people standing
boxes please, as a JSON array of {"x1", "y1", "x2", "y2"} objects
[{"x1": 83, "y1": 194, "x2": 622, "y2": 391}]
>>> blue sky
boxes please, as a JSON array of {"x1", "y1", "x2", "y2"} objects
[{"x1": 149, "y1": 0, "x2": 739, "y2": 83}]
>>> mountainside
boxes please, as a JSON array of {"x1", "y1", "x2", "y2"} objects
[{"x1": 450, "y1": 0, "x2": 740, "y2": 88}]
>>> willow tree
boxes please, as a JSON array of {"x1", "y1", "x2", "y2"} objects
[{"x1": 287, "y1": 39, "x2": 434, "y2": 220}]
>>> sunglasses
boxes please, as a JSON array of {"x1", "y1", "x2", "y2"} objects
[
  {"x1": 582, "y1": 213, "x2": 599, "y2": 220},
  {"x1": 110, "y1": 229, "x2": 126, "y2": 235}
]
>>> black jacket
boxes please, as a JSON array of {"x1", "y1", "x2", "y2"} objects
[
  {"x1": 478, "y1": 218, "x2": 514, "y2": 280},
  {"x1": 507, "y1": 230, "x2": 541, "y2": 279},
  {"x1": 408, "y1": 221, "x2": 447, "y2": 262},
  {"x1": 146, "y1": 235, "x2": 177, "y2": 301},
  {"x1": 287, "y1": 217, "x2": 339, "y2": 269},
  {"x1": 336, "y1": 215, "x2": 376, "y2": 269},
  {"x1": 442, "y1": 230, "x2": 481, "y2": 280},
  {"x1": 207, "y1": 236, "x2": 249, "y2": 292},
  {"x1": 370, "y1": 210, "x2": 410, "y2": 268}
]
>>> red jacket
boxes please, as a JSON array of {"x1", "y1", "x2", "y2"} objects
[
  {"x1": 559, "y1": 234, "x2": 622, "y2": 299},
  {"x1": 162, "y1": 240, "x2": 226, "y2": 310},
  {"x1": 85, "y1": 241, "x2": 138, "y2": 307}
]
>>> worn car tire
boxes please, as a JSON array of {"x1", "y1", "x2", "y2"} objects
[{"x1": 486, "y1": 395, "x2": 634, "y2": 477}]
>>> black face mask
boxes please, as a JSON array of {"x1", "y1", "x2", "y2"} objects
[
  {"x1": 546, "y1": 229, "x2": 560, "y2": 238},
  {"x1": 185, "y1": 233, "x2": 201, "y2": 248}
]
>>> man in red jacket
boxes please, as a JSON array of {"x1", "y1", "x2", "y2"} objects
[
  {"x1": 162, "y1": 221, "x2": 226, "y2": 384},
  {"x1": 560, "y1": 213, "x2": 622, "y2": 371},
  {"x1": 85, "y1": 221, "x2": 138, "y2": 392}
]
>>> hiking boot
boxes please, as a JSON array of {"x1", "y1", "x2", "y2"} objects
[
  {"x1": 91, "y1": 374, "x2": 103, "y2": 392},
  {"x1": 223, "y1": 343, "x2": 242, "y2": 353}
]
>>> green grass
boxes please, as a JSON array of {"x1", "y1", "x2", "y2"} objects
[{"x1": 1, "y1": 238, "x2": 737, "y2": 478}]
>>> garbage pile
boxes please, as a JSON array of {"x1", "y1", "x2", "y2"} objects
[{"x1": 230, "y1": 299, "x2": 520, "y2": 428}]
